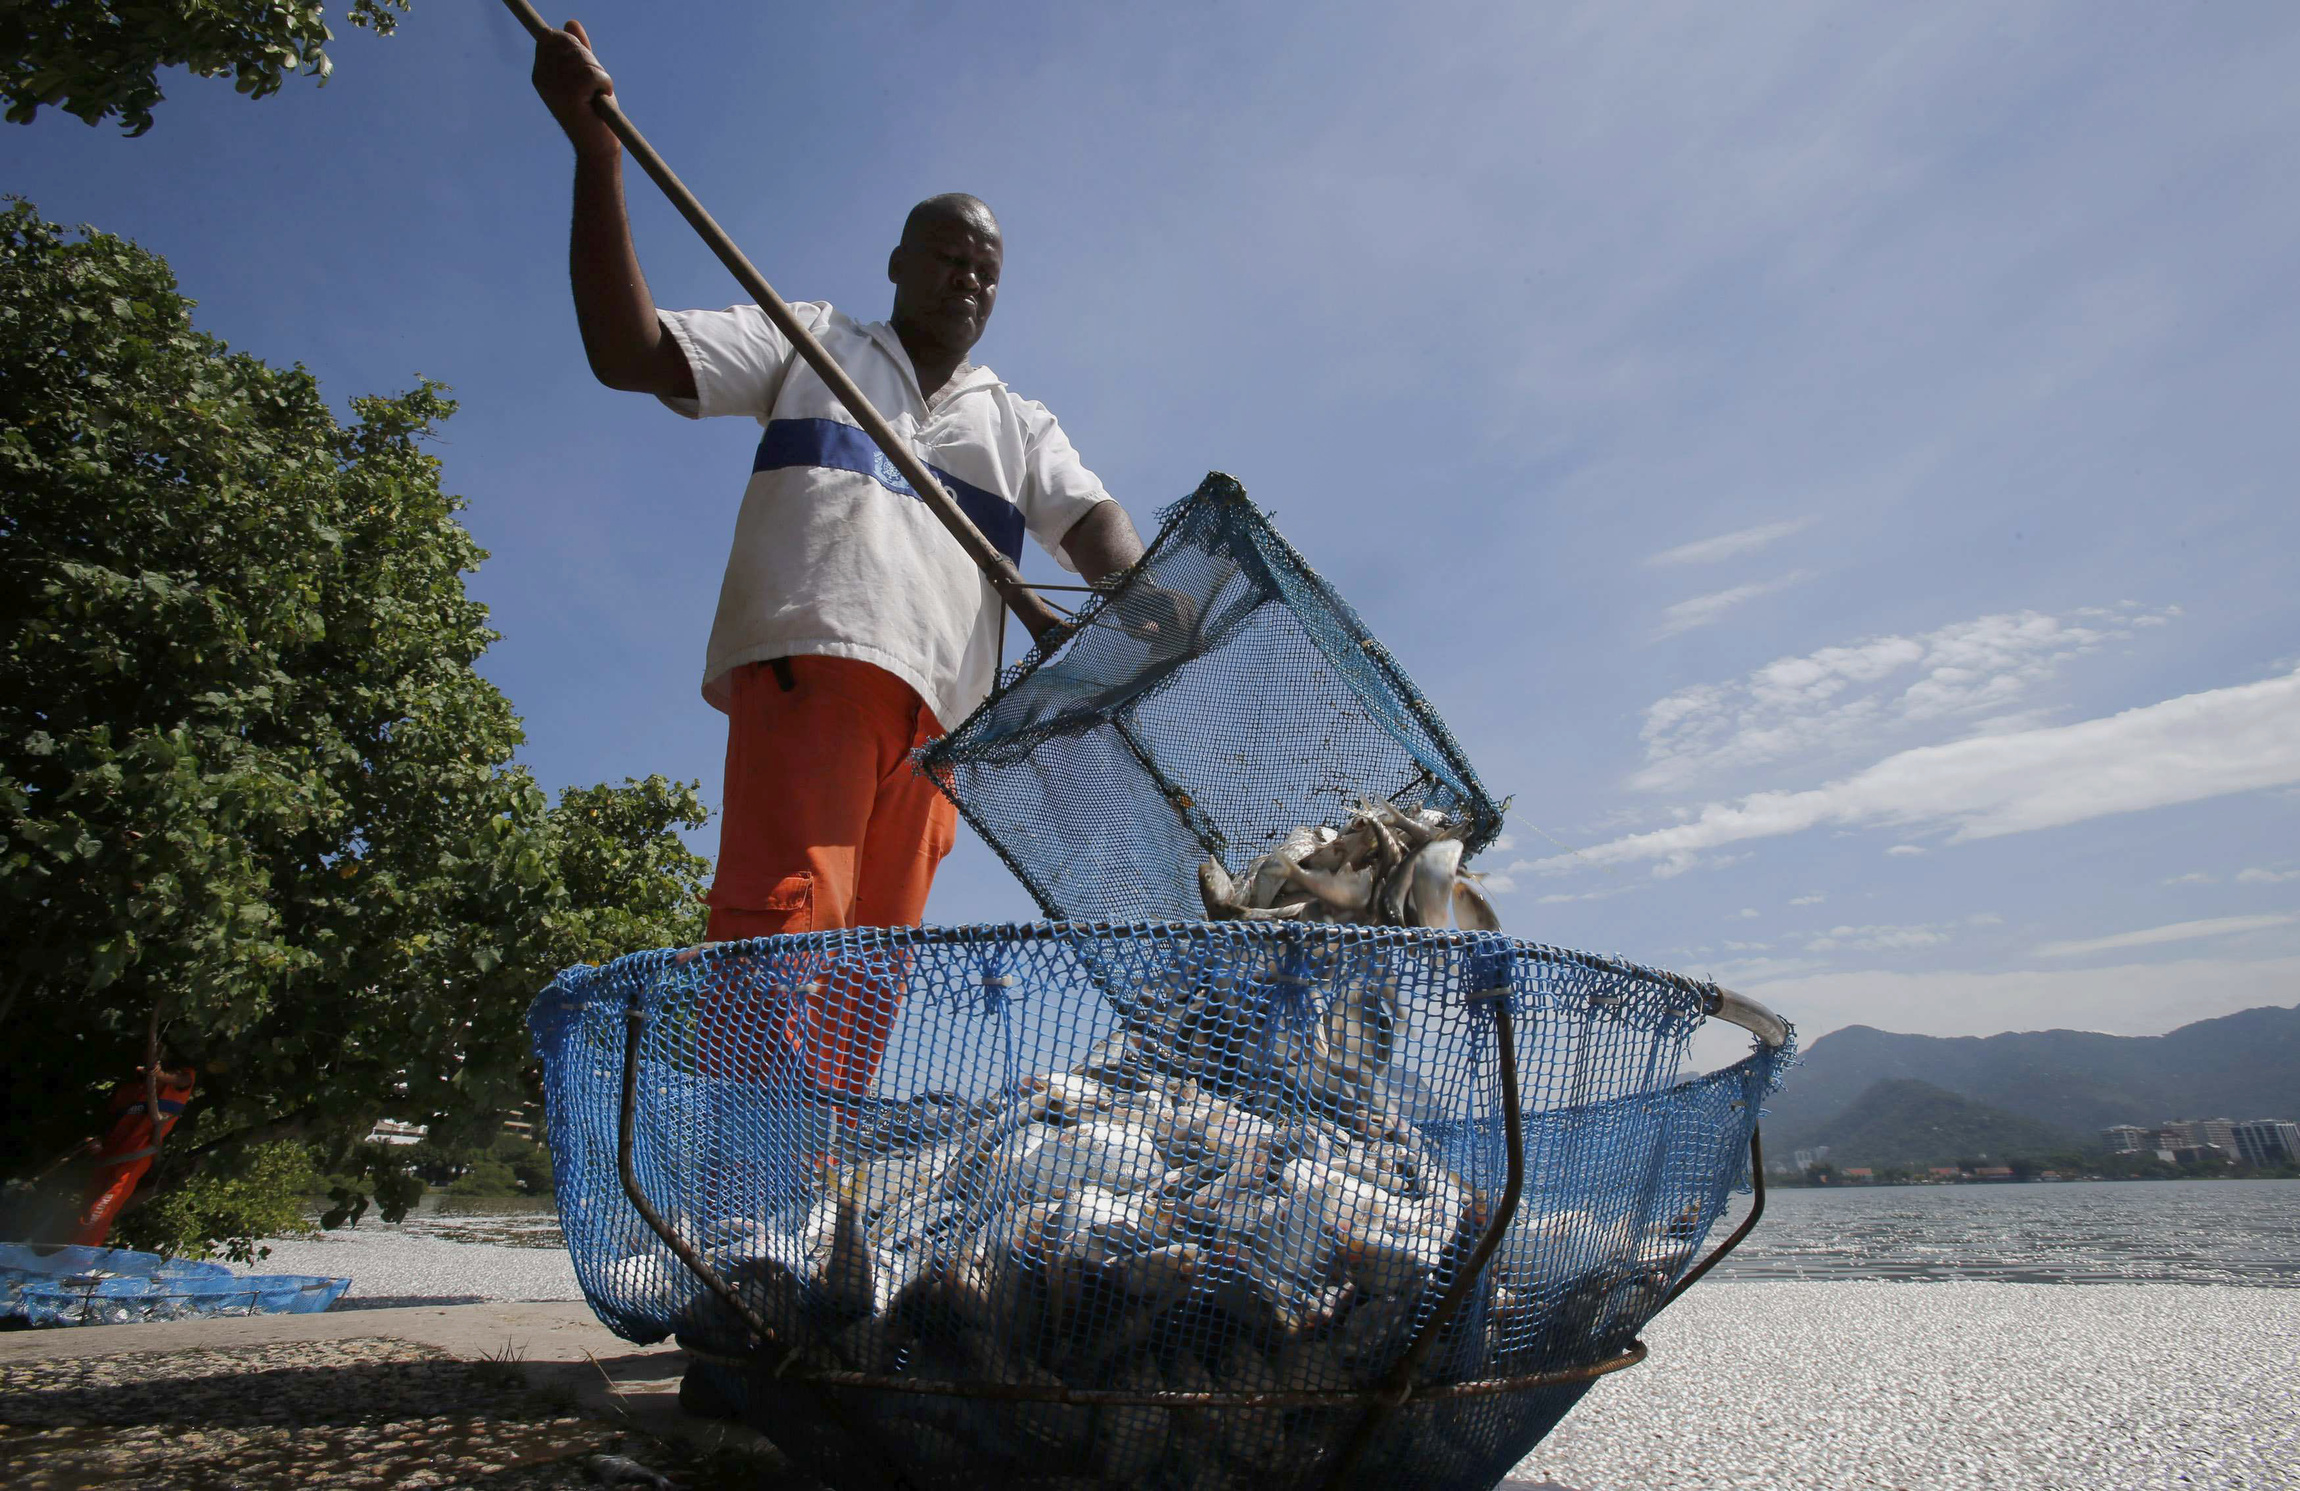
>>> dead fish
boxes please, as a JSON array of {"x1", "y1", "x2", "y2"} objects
[
  {"x1": 817, "y1": 1161, "x2": 879, "y2": 1319},
  {"x1": 1336, "y1": 1290, "x2": 1419, "y2": 1357},
  {"x1": 1195, "y1": 799, "x2": 1500, "y2": 930},
  {"x1": 1289, "y1": 861, "x2": 1375, "y2": 914},
  {"x1": 1333, "y1": 1141, "x2": 1421, "y2": 1195},
  {"x1": 1073, "y1": 1028, "x2": 1155, "y2": 1090},
  {"x1": 1056, "y1": 1185, "x2": 1176, "y2": 1267},
  {"x1": 1007, "y1": 1119, "x2": 1173, "y2": 1200},
  {"x1": 588, "y1": 1453, "x2": 677, "y2": 1490},
  {"x1": 1404, "y1": 839, "x2": 1464, "y2": 928},
  {"x1": 1113, "y1": 1240, "x2": 1203, "y2": 1306},
  {"x1": 1336, "y1": 1224, "x2": 1446, "y2": 1299},
  {"x1": 1026, "y1": 1070, "x2": 1115, "y2": 1126},
  {"x1": 1208, "y1": 1343, "x2": 1287, "y2": 1470},
  {"x1": 1452, "y1": 872, "x2": 1502, "y2": 932},
  {"x1": 1006, "y1": 1358, "x2": 1094, "y2": 1457},
  {"x1": 1198, "y1": 856, "x2": 1240, "y2": 919},
  {"x1": 597, "y1": 1251, "x2": 683, "y2": 1309},
  {"x1": 1094, "y1": 1350, "x2": 1172, "y2": 1482}
]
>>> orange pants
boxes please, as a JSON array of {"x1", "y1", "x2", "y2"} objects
[{"x1": 703, "y1": 656, "x2": 957, "y2": 1096}]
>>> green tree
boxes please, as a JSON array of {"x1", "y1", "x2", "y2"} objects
[
  {"x1": 2, "y1": 1, "x2": 410, "y2": 136},
  {"x1": 1, "y1": 202, "x2": 707, "y2": 1249}
]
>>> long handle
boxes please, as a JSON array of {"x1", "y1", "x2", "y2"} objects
[{"x1": 501, "y1": 0, "x2": 1067, "y2": 643}]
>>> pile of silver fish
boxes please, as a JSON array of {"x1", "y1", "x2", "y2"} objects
[
  {"x1": 1196, "y1": 800, "x2": 1500, "y2": 931},
  {"x1": 595, "y1": 811, "x2": 1700, "y2": 1487}
]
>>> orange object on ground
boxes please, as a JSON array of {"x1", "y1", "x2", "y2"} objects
[
  {"x1": 71, "y1": 1066, "x2": 195, "y2": 1246},
  {"x1": 703, "y1": 655, "x2": 957, "y2": 1098}
]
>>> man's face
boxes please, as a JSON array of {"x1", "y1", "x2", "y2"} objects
[{"x1": 888, "y1": 214, "x2": 1002, "y2": 359}]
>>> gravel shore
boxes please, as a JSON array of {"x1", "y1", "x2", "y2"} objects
[
  {"x1": 0, "y1": 1338, "x2": 721, "y2": 1490},
  {"x1": 252, "y1": 1221, "x2": 581, "y2": 1310},
  {"x1": 1513, "y1": 1280, "x2": 2300, "y2": 1490}
]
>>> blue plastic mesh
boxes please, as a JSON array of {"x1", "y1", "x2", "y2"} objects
[
  {"x1": 917, "y1": 473, "x2": 1507, "y2": 924},
  {"x1": 531, "y1": 923, "x2": 1792, "y2": 1491}
]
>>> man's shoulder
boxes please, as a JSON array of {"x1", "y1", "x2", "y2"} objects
[{"x1": 969, "y1": 371, "x2": 1065, "y2": 432}]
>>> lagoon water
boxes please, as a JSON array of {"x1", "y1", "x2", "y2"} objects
[
  {"x1": 377, "y1": 1178, "x2": 2300, "y2": 1289},
  {"x1": 1706, "y1": 1177, "x2": 2300, "y2": 1287}
]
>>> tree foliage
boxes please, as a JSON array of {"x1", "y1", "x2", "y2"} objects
[
  {"x1": 112, "y1": 1140, "x2": 318, "y2": 1262},
  {"x1": 1, "y1": 1, "x2": 411, "y2": 136},
  {"x1": 1, "y1": 202, "x2": 708, "y2": 1244}
]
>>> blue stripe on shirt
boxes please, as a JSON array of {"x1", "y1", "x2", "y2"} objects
[{"x1": 752, "y1": 417, "x2": 1026, "y2": 564}]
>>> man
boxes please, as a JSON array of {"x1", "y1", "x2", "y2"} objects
[
  {"x1": 532, "y1": 21, "x2": 1150, "y2": 953},
  {"x1": 531, "y1": 23, "x2": 1159, "y2": 1120}
]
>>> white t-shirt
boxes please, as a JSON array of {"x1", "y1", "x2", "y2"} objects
[{"x1": 657, "y1": 300, "x2": 1114, "y2": 726}]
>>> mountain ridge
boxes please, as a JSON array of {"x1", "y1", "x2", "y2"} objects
[
  {"x1": 1763, "y1": 1002, "x2": 2300, "y2": 1139},
  {"x1": 1771, "y1": 1078, "x2": 2082, "y2": 1168}
]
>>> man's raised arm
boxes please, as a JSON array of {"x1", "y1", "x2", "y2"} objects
[{"x1": 531, "y1": 19, "x2": 695, "y2": 401}]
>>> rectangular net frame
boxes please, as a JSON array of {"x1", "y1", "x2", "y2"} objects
[{"x1": 918, "y1": 473, "x2": 1508, "y2": 924}]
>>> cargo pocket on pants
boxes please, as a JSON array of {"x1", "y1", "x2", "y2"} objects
[{"x1": 706, "y1": 871, "x2": 815, "y2": 940}]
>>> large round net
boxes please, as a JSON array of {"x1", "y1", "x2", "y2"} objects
[{"x1": 530, "y1": 923, "x2": 1792, "y2": 1491}]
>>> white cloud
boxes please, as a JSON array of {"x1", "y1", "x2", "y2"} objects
[
  {"x1": 1635, "y1": 606, "x2": 2179, "y2": 791},
  {"x1": 1651, "y1": 572, "x2": 1811, "y2": 640},
  {"x1": 1536, "y1": 669, "x2": 2300, "y2": 876},
  {"x1": 1805, "y1": 923, "x2": 1953, "y2": 953},
  {"x1": 1789, "y1": 893, "x2": 1826, "y2": 906},
  {"x1": 2034, "y1": 913, "x2": 2294, "y2": 959},
  {"x1": 1532, "y1": 885, "x2": 1638, "y2": 906},
  {"x1": 1734, "y1": 957, "x2": 2300, "y2": 1042},
  {"x1": 2236, "y1": 867, "x2": 2300, "y2": 884},
  {"x1": 1644, "y1": 517, "x2": 1815, "y2": 568},
  {"x1": 1736, "y1": 907, "x2": 1760, "y2": 919},
  {"x1": 2162, "y1": 871, "x2": 2218, "y2": 885},
  {"x1": 1967, "y1": 912, "x2": 2005, "y2": 926},
  {"x1": 1886, "y1": 844, "x2": 1926, "y2": 857}
]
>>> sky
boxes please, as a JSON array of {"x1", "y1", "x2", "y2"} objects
[{"x1": 10, "y1": 1, "x2": 2298, "y2": 1047}]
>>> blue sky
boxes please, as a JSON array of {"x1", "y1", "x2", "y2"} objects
[{"x1": 11, "y1": 2, "x2": 2298, "y2": 1044}]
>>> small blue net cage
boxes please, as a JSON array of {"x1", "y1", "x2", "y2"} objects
[
  {"x1": 532, "y1": 926, "x2": 1792, "y2": 1491},
  {"x1": 917, "y1": 472, "x2": 1507, "y2": 924}
]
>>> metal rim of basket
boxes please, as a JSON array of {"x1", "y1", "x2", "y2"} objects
[
  {"x1": 605, "y1": 927, "x2": 1787, "y2": 1491},
  {"x1": 678, "y1": 1335, "x2": 1650, "y2": 1404}
]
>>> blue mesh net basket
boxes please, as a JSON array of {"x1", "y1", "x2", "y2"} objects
[{"x1": 532, "y1": 923, "x2": 1792, "y2": 1491}]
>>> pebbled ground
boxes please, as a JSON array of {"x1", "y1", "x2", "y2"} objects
[{"x1": 1514, "y1": 1280, "x2": 2300, "y2": 1491}]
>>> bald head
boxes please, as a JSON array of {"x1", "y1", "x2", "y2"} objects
[
  {"x1": 888, "y1": 194, "x2": 1005, "y2": 380},
  {"x1": 901, "y1": 193, "x2": 1000, "y2": 247}
]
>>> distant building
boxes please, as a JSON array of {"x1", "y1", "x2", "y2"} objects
[
  {"x1": 364, "y1": 1118, "x2": 427, "y2": 1147},
  {"x1": 2102, "y1": 1124, "x2": 2151, "y2": 1153},
  {"x1": 2154, "y1": 1118, "x2": 2238, "y2": 1151},
  {"x1": 1792, "y1": 1148, "x2": 1818, "y2": 1170},
  {"x1": 1842, "y1": 1167, "x2": 1874, "y2": 1183},
  {"x1": 1974, "y1": 1165, "x2": 2016, "y2": 1181},
  {"x1": 2231, "y1": 1120, "x2": 2300, "y2": 1168},
  {"x1": 2160, "y1": 1144, "x2": 2234, "y2": 1167},
  {"x1": 1929, "y1": 1166, "x2": 1960, "y2": 1180}
]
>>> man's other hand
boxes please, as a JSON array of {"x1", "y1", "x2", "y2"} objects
[
  {"x1": 533, "y1": 18, "x2": 619, "y2": 159},
  {"x1": 1123, "y1": 580, "x2": 1201, "y2": 652}
]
